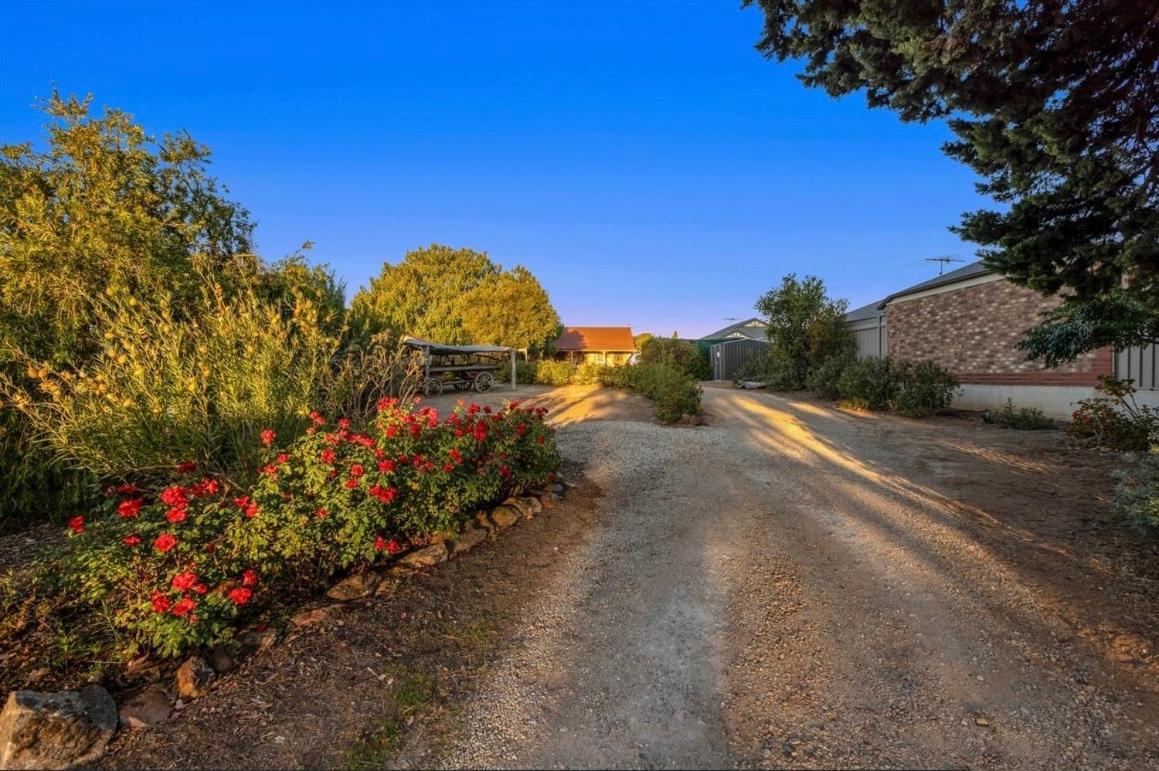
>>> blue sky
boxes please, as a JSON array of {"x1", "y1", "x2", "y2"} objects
[{"x1": 2, "y1": 1, "x2": 988, "y2": 338}]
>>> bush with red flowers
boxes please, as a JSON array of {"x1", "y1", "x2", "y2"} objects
[{"x1": 51, "y1": 398, "x2": 558, "y2": 658}]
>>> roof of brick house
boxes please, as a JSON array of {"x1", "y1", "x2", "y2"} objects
[
  {"x1": 553, "y1": 326, "x2": 636, "y2": 352},
  {"x1": 876, "y1": 261, "x2": 993, "y2": 308}
]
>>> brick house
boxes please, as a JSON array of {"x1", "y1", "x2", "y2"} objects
[
  {"x1": 552, "y1": 326, "x2": 637, "y2": 365},
  {"x1": 847, "y1": 262, "x2": 1157, "y2": 418}
]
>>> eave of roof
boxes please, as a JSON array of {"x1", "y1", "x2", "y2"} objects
[{"x1": 876, "y1": 261, "x2": 993, "y2": 309}]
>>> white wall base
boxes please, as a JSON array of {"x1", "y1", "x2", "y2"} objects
[
  {"x1": 954, "y1": 383, "x2": 1159, "y2": 418},
  {"x1": 954, "y1": 384, "x2": 1082, "y2": 419}
]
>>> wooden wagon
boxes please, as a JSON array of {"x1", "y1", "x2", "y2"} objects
[{"x1": 403, "y1": 336, "x2": 517, "y2": 397}]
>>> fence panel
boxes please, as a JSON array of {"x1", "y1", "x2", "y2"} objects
[
  {"x1": 1115, "y1": 344, "x2": 1158, "y2": 390},
  {"x1": 849, "y1": 319, "x2": 887, "y2": 359}
]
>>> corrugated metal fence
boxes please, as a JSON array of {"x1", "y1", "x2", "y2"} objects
[
  {"x1": 1115, "y1": 344, "x2": 1158, "y2": 390},
  {"x1": 850, "y1": 318, "x2": 888, "y2": 359},
  {"x1": 710, "y1": 338, "x2": 769, "y2": 380}
]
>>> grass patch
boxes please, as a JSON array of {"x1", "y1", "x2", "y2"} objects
[
  {"x1": 344, "y1": 716, "x2": 404, "y2": 770},
  {"x1": 983, "y1": 400, "x2": 1057, "y2": 430}
]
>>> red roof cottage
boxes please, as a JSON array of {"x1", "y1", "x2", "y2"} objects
[{"x1": 552, "y1": 326, "x2": 636, "y2": 366}]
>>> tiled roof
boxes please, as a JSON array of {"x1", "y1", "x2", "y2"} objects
[{"x1": 553, "y1": 326, "x2": 636, "y2": 352}]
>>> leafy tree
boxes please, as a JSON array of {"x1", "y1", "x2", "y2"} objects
[
  {"x1": 744, "y1": 0, "x2": 1158, "y2": 359},
  {"x1": 350, "y1": 244, "x2": 498, "y2": 344},
  {"x1": 350, "y1": 245, "x2": 561, "y2": 351},
  {"x1": 0, "y1": 93, "x2": 256, "y2": 367},
  {"x1": 462, "y1": 266, "x2": 561, "y2": 354},
  {"x1": 754, "y1": 274, "x2": 854, "y2": 388},
  {"x1": 258, "y1": 248, "x2": 348, "y2": 339}
]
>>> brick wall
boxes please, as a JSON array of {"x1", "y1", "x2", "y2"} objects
[{"x1": 885, "y1": 278, "x2": 1113, "y2": 386}]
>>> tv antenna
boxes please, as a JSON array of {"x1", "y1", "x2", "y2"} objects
[
  {"x1": 926, "y1": 255, "x2": 965, "y2": 275},
  {"x1": 723, "y1": 317, "x2": 739, "y2": 322}
]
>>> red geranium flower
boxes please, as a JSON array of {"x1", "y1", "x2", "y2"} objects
[
  {"x1": 536, "y1": 435, "x2": 546, "y2": 445},
  {"x1": 171, "y1": 571, "x2": 198, "y2": 591},
  {"x1": 377, "y1": 459, "x2": 395, "y2": 473},
  {"x1": 448, "y1": 448, "x2": 462, "y2": 463},
  {"x1": 499, "y1": 464, "x2": 511, "y2": 479},
  {"x1": 117, "y1": 498, "x2": 144, "y2": 518},
  {"x1": 177, "y1": 461, "x2": 197, "y2": 474},
  {"x1": 115, "y1": 483, "x2": 141, "y2": 496},
  {"x1": 368, "y1": 484, "x2": 397, "y2": 503},
  {"x1": 516, "y1": 423, "x2": 527, "y2": 436},
  {"x1": 227, "y1": 587, "x2": 252, "y2": 606},
  {"x1": 310, "y1": 410, "x2": 326, "y2": 425},
  {"x1": 345, "y1": 477, "x2": 359, "y2": 489},
  {"x1": 260, "y1": 428, "x2": 276, "y2": 446},
  {"x1": 189, "y1": 478, "x2": 219, "y2": 497},
  {"x1": 165, "y1": 506, "x2": 188, "y2": 524},
  {"x1": 67, "y1": 515, "x2": 84, "y2": 534},
  {"x1": 442, "y1": 463, "x2": 455, "y2": 473},
  {"x1": 315, "y1": 507, "x2": 328, "y2": 518},
  {"x1": 154, "y1": 532, "x2": 178, "y2": 553},
  {"x1": 276, "y1": 453, "x2": 289, "y2": 464},
  {"x1": 171, "y1": 597, "x2": 196, "y2": 617},
  {"x1": 260, "y1": 463, "x2": 278, "y2": 476},
  {"x1": 350, "y1": 463, "x2": 364, "y2": 478},
  {"x1": 151, "y1": 592, "x2": 171, "y2": 613},
  {"x1": 122, "y1": 534, "x2": 141, "y2": 547},
  {"x1": 386, "y1": 539, "x2": 403, "y2": 554},
  {"x1": 374, "y1": 535, "x2": 386, "y2": 551},
  {"x1": 385, "y1": 424, "x2": 399, "y2": 438},
  {"x1": 160, "y1": 485, "x2": 188, "y2": 506},
  {"x1": 320, "y1": 448, "x2": 337, "y2": 464},
  {"x1": 242, "y1": 568, "x2": 258, "y2": 586}
]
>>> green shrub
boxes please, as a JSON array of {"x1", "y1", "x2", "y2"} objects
[
  {"x1": 806, "y1": 353, "x2": 855, "y2": 400},
  {"x1": 46, "y1": 398, "x2": 559, "y2": 658},
  {"x1": 5, "y1": 277, "x2": 348, "y2": 483},
  {"x1": 983, "y1": 400, "x2": 1056, "y2": 430},
  {"x1": 625, "y1": 363, "x2": 701, "y2": 423},
  {"x1": 639, "y1": 337, "x2": 710, "y2": 381},
  {"x1": 515, "y1": 360, "x2": 539, "y2": 385},
  {"x1": 1068, "y1": 377, "x2": 1158, "y2": 451},
  {"x1": 831, "y1": 357, "x2": 957, "y2": 416},
  {"x1": 735, "y1": 347, "x2": 800, "y2": 390},
  {"x1": 890, "y1": 360, "x2": 959, "y2": 417},
  {"x1": 1115, "y1": 450, "x2": 1159, "y2": 530},
  {"x1": 531, "y1": 360, "x2": 575, "y2": 386},
  {"x1": 836, "y1": 357, "x2": 898, "y2": 410}
]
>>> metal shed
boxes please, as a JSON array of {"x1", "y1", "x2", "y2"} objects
[{"x1": 710, "y1": 337, "x2": 769, "y2": 381}]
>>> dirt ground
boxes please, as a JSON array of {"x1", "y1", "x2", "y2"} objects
[{"x1": 102, "y1": 383, "x2": 1158, "y2": 769}]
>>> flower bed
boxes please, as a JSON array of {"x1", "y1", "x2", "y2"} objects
[{"x1": 52, "y1": 397, "x2": 559, "y2": 658}]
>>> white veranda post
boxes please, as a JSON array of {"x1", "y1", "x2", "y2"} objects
[{"x1": 510, "y1": 348, "x2": 517, "y2": 389}]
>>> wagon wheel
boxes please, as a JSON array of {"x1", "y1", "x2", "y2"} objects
[
  {"x1": 473, "y1": 371, "x2": 494, "y2": 393},
  {"x1": 423, "y1": 377, "x2": 444, "y2": 397}
]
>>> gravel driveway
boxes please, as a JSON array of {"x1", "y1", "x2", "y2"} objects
[{"x1": 413, "y1": 384, "x2": 1159, "y2": 769}]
